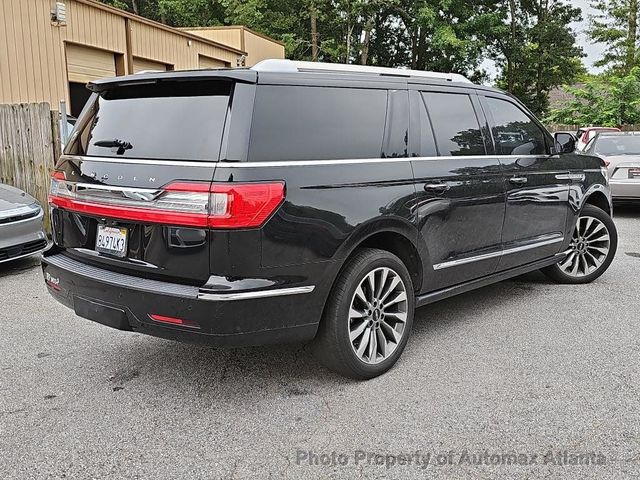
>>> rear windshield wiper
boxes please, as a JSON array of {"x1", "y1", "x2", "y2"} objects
[{"x1": 93, "y1": 138, "x2": 133, "y2": 155}]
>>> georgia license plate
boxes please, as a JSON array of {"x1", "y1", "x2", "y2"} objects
[
  {"x1": 629, "y1": 168, "x2": 640, "y2": 179},
  {"x1": 95, "y1": 225, "x2": 128, "y2": 257}
]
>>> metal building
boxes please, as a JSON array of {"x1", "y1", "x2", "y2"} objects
[
  {"x1": 181, "y1": 26, "x2": 286, "y2": 67},
  {"x1": 0, "y1": 0, "x2": 252, "y2": 116}
]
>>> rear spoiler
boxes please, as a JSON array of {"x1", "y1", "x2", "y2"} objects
[{"x1": 87, "y1": 69, "x2": 257, "y2": 92}]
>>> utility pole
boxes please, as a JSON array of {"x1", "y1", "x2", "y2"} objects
[{"x1": 310, "y1": 4, "x2": 319, "y2": 61}]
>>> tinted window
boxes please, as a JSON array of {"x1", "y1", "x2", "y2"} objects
[
  {"x1": 68, "y1": 81, "x2": 230, "y2": 161},
  {"x1": 422, "y1": 92, "x2": 485, "y2": 156},
  {"x1": 485, "y1": 97, "x2": 546, "y2": 155},
  {"x1": 409, "y1": 90, "x2": 437, "y2": 156},
  {"x1": 249, "y1": 86, "x2": 387, "y2": 161}
]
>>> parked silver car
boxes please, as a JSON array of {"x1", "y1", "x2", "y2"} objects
[
  {"x1": 0, "y1": 183, "x2": 48, "y2": 263},
  {"x1": 582, "y1": 131, "x2": 640, "y2": 201}
]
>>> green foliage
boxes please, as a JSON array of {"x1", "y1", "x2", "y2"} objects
[
  {"x1": 589, "y1": 0, "x2": 639, "y2": 73},
  {"x1": 96, "y1": 0, "x2": 589, "y2": 115},
  {"x1": 490, "y1": 0, "x2": 585, "y2": 115},
  {"x1": 545, "y1": 67, "x2": 640, "y2": 125}
]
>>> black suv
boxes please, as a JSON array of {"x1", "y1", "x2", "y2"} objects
[{"x1": 43, "y1": 60, "x2": 617, "y2": 379}]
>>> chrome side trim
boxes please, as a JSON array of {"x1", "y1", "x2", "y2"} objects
[
  {"x1": 555, "y1": 173, "x2": 585, "y2": 181},
  {"x1": 198, "y1": 285, "x2": 315, "y2": 301},
  {"x1": 432, "y1": 236, "x2": 564, "y2": 270},
  {"x1": 60, "y1": 154, "x2": 548, "y2": 169}
]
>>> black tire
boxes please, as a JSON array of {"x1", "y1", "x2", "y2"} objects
[
  {"x1": 312, "y1": 248, "x2": 415, "y2": 380},
  {"x1": 541, "y1": 204, "x2": 617, "y2": 284}
]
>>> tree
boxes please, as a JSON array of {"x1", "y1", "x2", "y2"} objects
[
  {"x1": 545, "y1": 68, "x2": 640, "y2": 125},
  {"x1": 589, "y1": 0, "x2": 640, "y2": 73},
  {"x1": 490, "y1": 0, "x2": 585, "y2": 115}
]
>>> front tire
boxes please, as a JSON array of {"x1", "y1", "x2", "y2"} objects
[
  {"x1": 312, "y1": 248, "x2": 415, "y2": 379},
  {"x1": 541, "y1": 204, "x2": 617, "y2": 284}
]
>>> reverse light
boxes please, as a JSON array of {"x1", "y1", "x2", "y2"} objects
[{"x1": 48, "y1": 177, "x2": 285, "y2": 229}]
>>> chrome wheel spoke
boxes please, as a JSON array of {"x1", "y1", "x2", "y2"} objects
[
  {"x1": 349, "y1": 266, "x2": 408, "y2": 364},
  {"x1": 379, "y1": 276, "x2": 400, "y2": 303},
  {"x1": 381, "y1": 320, "x2": 402, "y2": 344},
  {"x1": 356, "y1": 327, "x2": 372, "y2": 357},
  {"x1": 354, "y1": 285, "x2": 368, "y2": 304},
  {"x1": 559, "y1": 215, "x2": 610, "y2": 278},
  {"x1": 376, "y1": 268, "x2": 389, "y2": 298},
  {"x1": 383, "y1": 291, "x2": 407, "y2": 309},
  {"x1": 349, "y1": 320, "x2": 368, "y2": 341},
  {"x1": 586, "y1": 223, "x2": 605, "y2": 240},
  {"x1": 376, "y1": 328, "x2": 387, "y2": 357},
  {"x1": 384, "y1": 310, "x2": 407, "y2": 324},
  {"x1": 559, "y1": 251, "x2": 577, "y2": 269},
  {"x1": 368, "y1": 328, "x2": 377, "y2": 361}
]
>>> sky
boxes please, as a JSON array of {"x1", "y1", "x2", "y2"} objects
[{"x1": 573, "y1": 0, "x2": 606, "y2": 73}]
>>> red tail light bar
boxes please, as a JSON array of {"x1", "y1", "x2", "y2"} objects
[{"x1": 49, "y1": 172, "x2": 285, "y2": 229}]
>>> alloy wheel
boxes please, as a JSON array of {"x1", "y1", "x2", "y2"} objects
[
  {"x1": 558, "y1": 215, "x2": 611, "y2": 277},
  {"x1": 348, "y1": 267, "x2": 408, "y2": 365}
]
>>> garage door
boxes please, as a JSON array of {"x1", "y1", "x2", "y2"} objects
[
  {"x1": 133, "y1": 57, "x2": 169, "y2": 73},
  {"x1": 199, "y1": 55, "x2": 228, "y2": 69},
  {"x1": 66, "y1": 44, "x2": 116, "y2": 83}
]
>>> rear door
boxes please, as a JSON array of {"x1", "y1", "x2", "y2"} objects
[
  {"x1": 51, "y1": 78, "x2": 235, "y2": 284},
  {"x1": 409, "y1": 87, "x2": 505, "y2": 292},
  {"x1": 480, "y1": 94, "x2": 570, "y2": 270}
]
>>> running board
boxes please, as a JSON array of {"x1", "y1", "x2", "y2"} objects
[{"x1": 416, "y1": 251, "x2": 569, "y2": 307}]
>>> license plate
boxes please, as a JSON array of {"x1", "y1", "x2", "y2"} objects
[
  {"x1": 95, "y1": 225, "x2": 128, "y2": 257},
  {"x1": 629, "y1": 168, "x2": 640, "y2": 179}
]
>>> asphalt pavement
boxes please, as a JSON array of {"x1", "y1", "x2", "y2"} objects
[{"x1": 1, "y1": 207, "x2": 639, "y2": 479}]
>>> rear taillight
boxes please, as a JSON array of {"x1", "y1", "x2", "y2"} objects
[
  {"x1": 208, "y1": 183, "x2": 285, "y2": 228},
  {"x1": 48, "y1": 175, "x2": 285, "y2": 229}
]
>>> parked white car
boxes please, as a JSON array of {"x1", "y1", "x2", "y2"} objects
[{"x1": 582, "y1": 131, "x2": 640, "y2": 201}]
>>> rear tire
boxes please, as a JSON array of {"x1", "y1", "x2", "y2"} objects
[
  {"x1": 312, "y1": 248, "x2": 415, "y2": 380},
  {"x1": 541, "y1": 204, "x2": 617, "y2": 284}
]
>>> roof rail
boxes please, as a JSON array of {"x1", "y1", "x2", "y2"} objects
[{"x1": 251, "y1": 59, "x2": 472, "y2": 83}]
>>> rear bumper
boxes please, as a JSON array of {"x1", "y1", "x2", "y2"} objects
[
  {"x1": 42, "y1": 252, "x2": 323, "y2": 346},
  {"x1": 610, "y1": 180, "x2": 640, "y2": 199}
]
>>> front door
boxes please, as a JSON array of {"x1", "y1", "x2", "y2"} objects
[
  {"x1": 409, "y1": 89, "x2": 505, "y2": 292},
  {"x1": 480, "y1": 95, "x2": 570, "y2": 270}
]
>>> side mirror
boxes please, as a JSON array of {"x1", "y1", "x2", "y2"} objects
[{"x1": 554, "y1": 132, "x2": 576, "y2": 154}]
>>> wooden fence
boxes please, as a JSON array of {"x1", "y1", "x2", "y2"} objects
[{"x1": 0, "y1": 103, "x2": 61, "y2": 232}]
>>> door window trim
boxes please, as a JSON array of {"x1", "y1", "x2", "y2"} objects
[
  {"x1": 418, "y1": 90, "x2": 490, "y2": 157},
  {"x1": 479, "y1": 93, "x2": 554, "y2": 156}
]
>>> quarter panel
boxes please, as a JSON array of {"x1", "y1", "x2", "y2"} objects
[{"x1": 213, "y1": 161, "x2": 418, "y2": 269}]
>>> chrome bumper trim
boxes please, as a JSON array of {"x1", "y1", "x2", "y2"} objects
[
  {"x1": 198, "y1": 286, "x2": 315, "y2": 301},
  {"x1": 44, "y1": 253, "x2": 315, "y2": 301}
]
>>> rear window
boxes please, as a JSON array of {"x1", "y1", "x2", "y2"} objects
[
  {"x1": 67, "y1": 81, "x2": 231, "y2": 161},
  {"x1": 594, "y1": 135, "x2": 640, "y2": 156},
  {"x1": 248, "y1": 85, "x2": 387, "y2": 161}
]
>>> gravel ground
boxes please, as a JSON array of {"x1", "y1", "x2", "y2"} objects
[{"x1": 0, "y1": 207, "x2": 638, "y2": 480}]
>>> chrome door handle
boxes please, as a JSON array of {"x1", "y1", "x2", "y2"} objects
[
  {"x1": 509, "y1": 176, "x2": 528, "y2": 185},
  {"x1": 424, "y1": 183, "x2": 450, "y2": 193}
]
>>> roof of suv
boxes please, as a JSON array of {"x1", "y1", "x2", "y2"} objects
[{"x1": 88, "y1": 59, "x2": 503, "y2": 95}]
